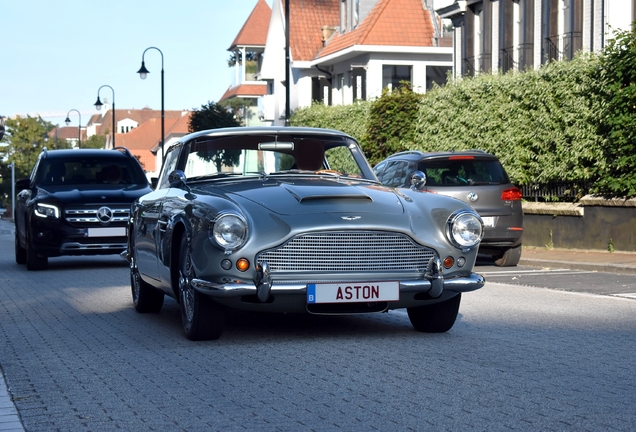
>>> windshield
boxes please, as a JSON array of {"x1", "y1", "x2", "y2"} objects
[
  {"x1": 184, "y1": 135, "x2": 370, "y2": 180},
  {"x1": 39, "y1": 157, "x2": 148, "y2": 186}
]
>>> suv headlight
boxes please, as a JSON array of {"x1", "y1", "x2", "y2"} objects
[
  {"x1": 35, "y1": 203, "x2": 60, "y2": 219},
  {"x1": 209, "y1": 212, "x2": 248, "y2": 252},
  {"x1": 446, "y1": 210, "x2": 483, "y2": 250}
]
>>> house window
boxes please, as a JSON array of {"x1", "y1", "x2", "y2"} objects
[
  {"x1": 563, "y1": 0, "x2": 582, "y2": 60},
  {"x1": 312, "y1": 77, "x2": 331, "y2": 105},
  {"x1": 351, "y1": 69, "x2": 366, "y2": 101},
  {"x1": 519, "y1": 0, "x2": 534, "y2": 70},
  {"x1": 353, "y1": 0, "x2": 360, "y2": 28},
  {"x1": 337, "y1": 73, "x2": 344, "y2": 104},
  {"x1": 382, "y1": 65, "x2": 412, "y2": 90},
  {"x1": 340, "y1": 0, "x2": 347, "y2": 32},
  {"x1": 426, "y1": 66, "x2": 452, "y2": 90}
]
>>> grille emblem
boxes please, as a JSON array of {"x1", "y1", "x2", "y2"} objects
[
  {"x1": 97, "y1": 206, "x2": 113, "y2": 223},
  {"x1": 341, "y1": 216, "x2": 361, "y2": 221},
  {"x1": 467, "y1": 192, "x2": 478, "y2": 202}
]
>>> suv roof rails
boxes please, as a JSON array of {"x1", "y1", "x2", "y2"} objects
[
  {"x1": 390, "y1": 150, "x2": 426, "y2": 157},
  {"x1": 113, "y1": 146, "x2": 133, "y2": 157}
]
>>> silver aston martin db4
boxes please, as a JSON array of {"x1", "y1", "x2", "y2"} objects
[{"x1": 126, "y1": 127, "x2": 485, "y2": 340}]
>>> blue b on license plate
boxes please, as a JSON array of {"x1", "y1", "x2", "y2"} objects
[{"x1": 307, "y1": 281, "x2": 399, "y2": 304}]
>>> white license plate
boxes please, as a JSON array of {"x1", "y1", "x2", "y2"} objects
[
  {"x1": 481, "y1": 217, "x2": 496, "y2": 227},
  {"x1": 84, "y1": 227, "x2": 127, "y2": 237},
  {"x1": 307, "y1": 281, "x2": 399, "y2": 304}
]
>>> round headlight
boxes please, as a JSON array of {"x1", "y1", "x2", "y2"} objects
[
  {"x1": 210, "y1": 213, "x2": 247, "y2": 251},
  {"x1": 447, "y1": 211, "x2": 483, "y2": 249}
]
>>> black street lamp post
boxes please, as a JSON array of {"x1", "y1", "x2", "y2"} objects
[
  {"x1": 94, "y1": 85, "x2": 116, "y2": 148},
  {"x1": 137, "y1": 47, "x2": 165, "y2": 161},
  {"x1": 64, "y1": 109, "x2": 82, "y2": 148}
]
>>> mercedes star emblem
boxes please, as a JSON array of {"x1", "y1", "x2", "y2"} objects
[{"x1": 97, "y1": 206, "x2": 113, "y2": 223}]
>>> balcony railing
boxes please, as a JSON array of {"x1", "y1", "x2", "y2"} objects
[{"x1": 500, "y1": 47, "x2": 515, "y2": 73}]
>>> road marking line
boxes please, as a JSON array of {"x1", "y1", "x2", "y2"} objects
[{"x1": 611, "y1": 293, "x2": 636, "y2": 299}]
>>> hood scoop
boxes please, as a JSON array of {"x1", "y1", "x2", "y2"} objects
[{"x1": 282, "y1": 183, "x2": 373, "y2": 203}]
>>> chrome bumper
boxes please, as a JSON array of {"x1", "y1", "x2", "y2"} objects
[{"x1": 192, "y1": 271, "x2": 485, "y2": 299}]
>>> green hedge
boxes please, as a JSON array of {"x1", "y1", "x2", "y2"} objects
[{"x1": 290, "y1": 26, "x2": 636, "y2": 199}]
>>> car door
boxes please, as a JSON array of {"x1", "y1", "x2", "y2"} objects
[{"x1": 133, "y1": 147, "x2": 181, "y2": 282}]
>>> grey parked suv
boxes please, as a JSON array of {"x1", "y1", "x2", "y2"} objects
[{"x1": 373, "y1": 150, "x2": 523, "y2": 266}]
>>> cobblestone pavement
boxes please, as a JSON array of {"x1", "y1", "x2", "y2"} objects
[{"x1": 1, "y1": 218, "x2": 636, "y2": 431}]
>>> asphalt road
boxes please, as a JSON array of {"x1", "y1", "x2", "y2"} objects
[{"x1": 1, "y1": 219, "x2": 635, "y2": 431}]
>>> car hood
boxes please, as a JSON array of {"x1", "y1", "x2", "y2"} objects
[
  {"x1": 206, "y1": 178, "x2": 405, "y2": 215},
  {"x1": 37, "y1": 184, "x2": 152, "y2": 204}
]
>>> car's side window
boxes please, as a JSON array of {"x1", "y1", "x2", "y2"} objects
[
  {"x1": 324, "y1": 146, "x2": 362, "y2": 176},
  {"x1": 382, "y1": 161, "x2": 408, "y2": 187},
  {"x1": 157, "y1": 148, "x2": 180, "y2": 189},
  {"x1": 373, "y1": 161, "x2": 386, "y2": 181}
]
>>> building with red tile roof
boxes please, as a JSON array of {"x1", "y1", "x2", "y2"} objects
[
  {"x1": 220, "y1": 0, "x2": 271, "y2": 126},
  {"x1": 83, "y1": 106, "x2": 191, "y2": 177},
  {"x1": 253, "y1": 0, "x2": 452, "y2": 126}
]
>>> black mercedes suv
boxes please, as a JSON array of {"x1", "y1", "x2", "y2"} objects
[{"x1": 14, "y1": 147, "x2": 152, "y2": 270}]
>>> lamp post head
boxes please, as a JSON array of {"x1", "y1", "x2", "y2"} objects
[
  {"x1": 64, "y1": 117, "x2": 71, "y2": 126},
  {"x1": 137, "y1": 61, "x2": 150, "y2": 80},
  {"x1": 94, "y1": 96, "x2": 103, "y2": 111}
]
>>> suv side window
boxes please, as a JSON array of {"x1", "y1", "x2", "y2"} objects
[
  {"x1": 372, "y1": 161, "x2": 387, "y2": 182},
  {"x1": 382, "y1": 160, "x2": 409, "y2": 187}
]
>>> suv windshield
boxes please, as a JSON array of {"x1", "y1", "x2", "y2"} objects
[
  {"x1": 38, "y1": 157, "x2": 147, "y2": 186},
  {"x1": 418, "y1": 158, "x2": 510, "y2": 186}
]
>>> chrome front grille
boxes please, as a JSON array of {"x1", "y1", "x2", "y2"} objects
[
  {"x1": 65, "y1": 207, "x2": 130, "y2": 224},
  {"x1": 256, "y1": 231, "x2": 435, "y2": 272}
]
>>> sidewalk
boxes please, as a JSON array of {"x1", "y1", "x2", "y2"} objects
[{"x1": 519, "y1": 247, "x2": 636, "y2": 275}]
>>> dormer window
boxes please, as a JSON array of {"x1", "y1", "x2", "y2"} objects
[{"x1": 340, "y1": 0, "x2": 360, "y2": 32}]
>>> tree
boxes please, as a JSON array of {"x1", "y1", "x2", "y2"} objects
[
  {"x1": 219, "y1": 98, "x2": 252, "y2": 126},
  {"x1": 1, "y1": 115, "x2": 55, "y2": 180},
  {"x1": 82, "y1": 134, "x2": 107, "y2": 149},
  {"x1": 188, "y1": 101, "x2": 240, "y2": 132},
  {"x1": 594, "y1": 24, "x2": 636, "y2": 197},
  {"x1": 363, "y1": 82, "x2": 423, "y2": 166}
]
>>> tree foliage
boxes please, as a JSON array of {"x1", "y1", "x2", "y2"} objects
[
  {"x1": 82, "y1": 134, "x2": 106, "y2": 149},
  {"x1": 363, "y1": 82, "x2": 424, "y2": 165},
  {"x1": 188, "y1": 101, "x2": 240, "y2": 132},
  {"x1": 1, "y1": 115, "x2": 55, "y2": 180},
  {"x1": 594, "y1": 25, "x2": 636, "y2": 197}
]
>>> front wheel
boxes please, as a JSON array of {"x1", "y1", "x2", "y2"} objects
[
  {"x1": 26, "y1": 233, "x2": 48, "y2": 271},
  {"x1": 15, "y1": 227, "x2": 26, "y2": 265},
  {"x1": 178, "y1": 235, "x2": 225, "y2": 341},
  {"x1": 407, "y1": 293, "x2": 461, "y2": 333},
  {"x1": 494, "y1": 244, "x2": 522, "y2": 267},
  {"x1": 130, "y1": 252, "x2": 164, "y2": 313}
]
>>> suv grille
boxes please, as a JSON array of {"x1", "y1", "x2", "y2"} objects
[
  {"x1": 256, "y1": 231, "x2": 435, "y2": 272},
  {"x1": 65, "y1": 206, "x2": 130, "y2": 224}
]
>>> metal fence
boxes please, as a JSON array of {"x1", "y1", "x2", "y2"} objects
[{"x1": 520, "y1": 182, "x2": 591, "y2": 202}]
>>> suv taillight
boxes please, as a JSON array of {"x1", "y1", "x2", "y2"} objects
[{"x1": 501, "y1": 187, "x2": 522, "y2": 201}]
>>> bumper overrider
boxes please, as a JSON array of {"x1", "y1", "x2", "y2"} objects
[{"x1": 191, "y1": 259, "x2": 486, "y2": 303}]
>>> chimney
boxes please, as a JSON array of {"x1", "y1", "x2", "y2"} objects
[{"x1": 321, "y1": 26, "x2": 337, "y2": 46}]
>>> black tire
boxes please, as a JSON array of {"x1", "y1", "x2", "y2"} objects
[
  {"x1": 494, "y1": 244, "x2": 522, "y2": 267},
  {"x1": 407, "y1": 293, "x2": 461, "y2": 333},
  {"x1": 178, "y1": 235, "x2": 225, "y2": 341},
  {"x1": 15, "y1": 225, "x2": 26, "y2": 265},
  {"x1": 130, "y1": 250, "x2": 164, "y2": 313},
  {"x1": 26, "y1": 233, "x2": 48, "y2": 271}
]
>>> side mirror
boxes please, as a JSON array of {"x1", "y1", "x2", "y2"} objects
[
  {"x1": 410, "y1": 171, "x2": 426, "y2": 191},
  {"x1": 15, "y1": 178, "x2": 31, "y2": 192},
  {"x1": 168, "y1": 170, "x2": 188, "y2": 189},
  {"x1": 150, "y1": 177, "x2": 158, "y2": 189}
]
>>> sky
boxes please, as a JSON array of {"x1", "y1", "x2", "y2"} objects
[{"x1": 1, "y1": 0, "x2": 272, "y2": 129}]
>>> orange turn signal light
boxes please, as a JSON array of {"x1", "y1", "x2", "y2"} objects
[
  {"x1": 443, "y1": 256, "x2": 455, "y2": 269},
  {"x1": 236, "y1": 258, "x2": 250, "y2": 272}
]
